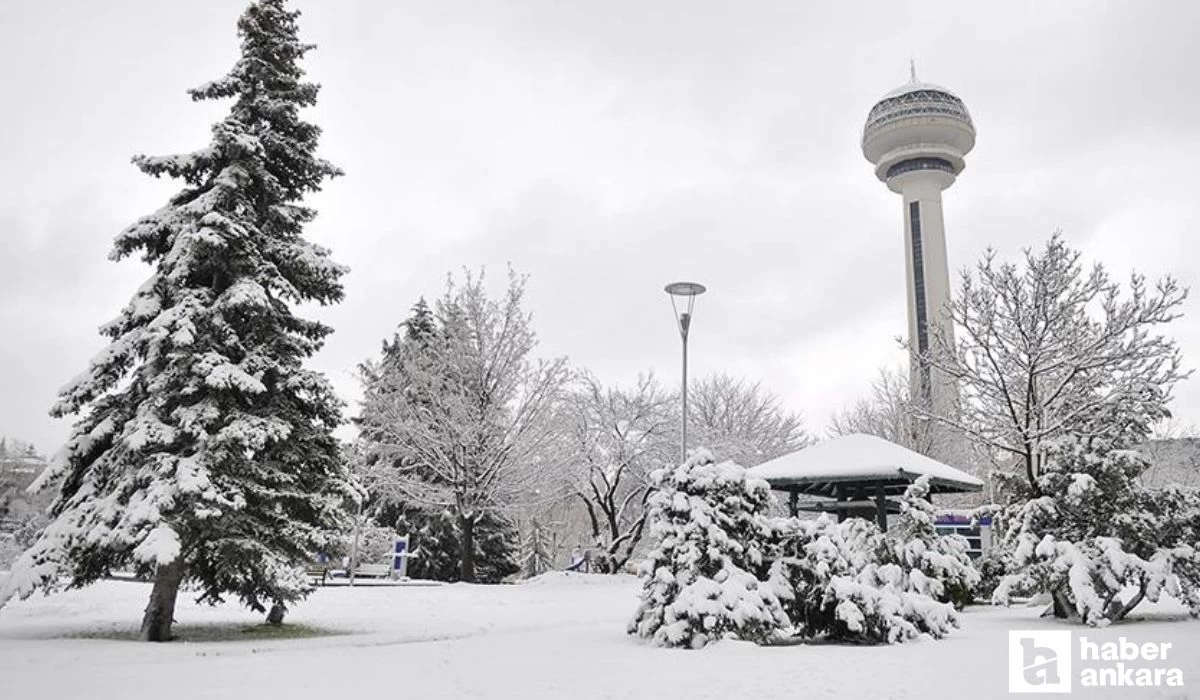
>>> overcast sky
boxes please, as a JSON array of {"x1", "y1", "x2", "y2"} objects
[{"x1": 2, "y1": 0, "x2": 1199, "y2": 453}]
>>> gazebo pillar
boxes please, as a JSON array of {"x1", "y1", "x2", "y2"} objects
[{"x1": 874, "y1": 484, "x2": 888, "y2": 532}]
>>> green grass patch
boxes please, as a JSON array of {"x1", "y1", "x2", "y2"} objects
[{"x1": 69, "y1": 621, "x2": 341, "y2": 643}]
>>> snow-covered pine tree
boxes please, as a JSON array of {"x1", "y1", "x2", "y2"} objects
[
  {"x1": 390, "y1": 508, "x2": 519, "y2": 583},
  {"x1": 769, "y1": 514, "x2": 959, "y2": 644},
  {"x1": 992, "y1": 435, "x2": 1200, "y2": 625},
  {"x1": 628, "y1": 450, "x2": 790, "y2": 648},
  {"x1": 0, "y1": 0, "x2": 349, "y2": 641},
  {"x1": 885, "y1": 476, "x2": 980, "y2": 608},
  {"x1": 521, "y1": 516, "x2": 555, "y2": 578}
]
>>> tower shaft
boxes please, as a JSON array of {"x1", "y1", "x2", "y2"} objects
[{"x1": 899, "y1": 175, "x2": 956, "y2": 417}]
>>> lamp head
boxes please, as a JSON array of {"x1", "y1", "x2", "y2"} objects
[{"x1": 665, "y1": 281, "x2": 706, "y2": 338}]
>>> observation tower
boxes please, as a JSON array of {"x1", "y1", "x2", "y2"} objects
[{"x1": 862, "y1": 64, "x2": 975, "y2": 415}]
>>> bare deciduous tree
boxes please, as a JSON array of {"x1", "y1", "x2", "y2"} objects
[
  {"x1": 829, "y1": 366, "x2": 937, "y2": 455},
  {"x1": 688, "y1": 373, "x2": 812, "y2": 467},
  {"x1": 358, "y1": 269, "x2": 569, "y2": 582},
  {"x1": 564, "y1": 372, "x2": 675, "y2": 573},
  {"x1": 922, "y1": 234, "x2": 1188, "y2": 492}
]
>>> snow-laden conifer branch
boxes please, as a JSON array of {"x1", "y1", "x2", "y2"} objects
[{"x1": 0, "y1": 0, "x2": 351, "y2": 641}]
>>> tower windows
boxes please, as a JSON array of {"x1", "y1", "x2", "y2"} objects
[
  {"x1": 886, "y1": 157, "x2": 954, "y2": 179},
  {"x1": 909, "y1": 201, "x2": 933, "y2": 400}
]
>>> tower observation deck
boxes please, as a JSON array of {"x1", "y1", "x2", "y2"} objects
[{"x1": 862, "y1": 66, "x2": 975, "y2": 418}]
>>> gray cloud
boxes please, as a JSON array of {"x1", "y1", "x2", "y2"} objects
[{"x1": 2, "y1": 0, "x2": 1198, "y2": 452}]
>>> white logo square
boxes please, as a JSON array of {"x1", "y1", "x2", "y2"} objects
[{"x1": 1009, "y1": 630, "x2": 1073, "y2": 693}]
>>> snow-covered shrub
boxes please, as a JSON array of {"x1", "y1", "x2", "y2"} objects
[
  {"x1": 885, "y1": 476, "x2": 981, "y2": 608},
  {"x1": 972, "y1": 547, "x2": 1008, "y2": 602},
  {"x1": 628, "y1": 450, "x2": 790, "y2": 648},
  {"x1": 0, "y1": 534, "x2": 19, "y2": 570},
  {"x1": 994, "y1": 436, "x2": 1200, "y2": 625},
  {"x1": 770, "y1": 515, "x2": 958, "y2": 644}
]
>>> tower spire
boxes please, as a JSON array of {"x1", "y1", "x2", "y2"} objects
[{"x1": 909, "y1": 58, "x2": 917, "y2": 83}]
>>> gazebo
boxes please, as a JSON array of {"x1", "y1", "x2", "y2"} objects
[{"x1": 751, "y1": 433, "x2": 984, "y2": 531}]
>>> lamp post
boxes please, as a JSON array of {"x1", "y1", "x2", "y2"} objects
[{"x1": 665, "y1": 282, "x2": 706, "y2": 464}]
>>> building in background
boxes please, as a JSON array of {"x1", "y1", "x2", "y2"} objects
[
  {"x1": 0, "y1": 438, "x2": 49, "y2": 532},
  {"x1": 861, "y1": 65, "x2": 975, "y2": 425}
]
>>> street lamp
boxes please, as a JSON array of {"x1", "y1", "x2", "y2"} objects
[{"x1": 665, "y1": 281, "x2": 706, "y2": 464}]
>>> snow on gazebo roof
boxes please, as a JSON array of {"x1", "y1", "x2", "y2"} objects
[{"x1": 751, "y1": 433, "x2": 984, "y2": 497}]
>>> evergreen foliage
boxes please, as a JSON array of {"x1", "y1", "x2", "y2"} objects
[
  {"x1": 521, "y1": 517, "x2": 556, "y2": 578},
  {"x1": 383, "y1": 506, "x2": 520, "y2": 584},
  {"x1": 885, "y1": 476, "x2": 981, "y2": 608},
  {"x1": 358, "y1": 272, "x2": 568, "y2": 583},
  {"x1": 630, "y1": 458, "x2": 970, "y2": 647},
  {"x1": 628, "y1": 450, "x2": 790, "y2": 649},
  {"x1": 770, "y1": 515, "x2": 959, "y2": 644},
  {"x1": 0, "y1": 0, "x2": 348, "y2": 641},
  {"x1": 993, "y1": 436, "x2": 1200, "y2": 625}
]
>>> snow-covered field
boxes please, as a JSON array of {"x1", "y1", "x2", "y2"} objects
[{"x1": 1, "y1": 573, "x2": 1198, "y2": 699}]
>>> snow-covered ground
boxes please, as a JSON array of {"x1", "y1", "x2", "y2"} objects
[{"x1": 1, "y1": 573, "x2": 1197, "y2": 699}]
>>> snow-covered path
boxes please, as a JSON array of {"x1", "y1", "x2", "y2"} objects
[{"x1": 2, "y1": 573, "x2": 1197, "y2": 699}]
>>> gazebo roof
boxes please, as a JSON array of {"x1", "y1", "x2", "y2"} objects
[{"x1": 751, "y1": 433, "x2": 984, "y2": 497}]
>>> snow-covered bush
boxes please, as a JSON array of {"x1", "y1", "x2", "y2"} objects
[
  {"x1": 972, "y1": 547, "x2": 1008, "y2": 602},
  {"x1": 885, "y1": 477, "x2": 981, "y2": 608},
  {"x1": 993, "y1": 436, "x2": 1200, "y2": 625},
  {"x1": 770, "y1": 515, "x2": 958, "y2": 644},
  {"x1": 628, "y1": 450, "x2": 790, "y2": 648},
  {"x1": 0, "y1": 534, "x2": 19, "y2": 570}
]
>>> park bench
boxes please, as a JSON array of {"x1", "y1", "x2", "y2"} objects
[
  {"x1": 306, "y1": 566, "x2": 328, "y2": 586},
  {"x1": 352, "y1": 563, "x2": 393, "y2": 579}
]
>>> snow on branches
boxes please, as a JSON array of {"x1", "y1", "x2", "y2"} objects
[
  {"x1": 922, "y1": 233, "x2": 1187, "y2": 487},
  {"x1": 770, "y1": 513, "x2": 960, "y2": 645},
  {"x1": 629, "y1": 458, "x2": 969, "y2": 648},
  {"x1": 565, "y1": 372, "x2": 675, "y2": 574},
  {"x1": 992, "y1": 436, "x2": 1200, "y2": 625},
  {"x1": 888, "y1": 476, "x2": 981, "y2": 607},
  {"x1": 357, "y1": 271, "x2": 569, "y2": 582},
  {"x1": 0, "y1": 0, "x2": 350, "y2": 641},
  {"x1": 628, "y1": 450, "x2": 790, "y2": 648}
]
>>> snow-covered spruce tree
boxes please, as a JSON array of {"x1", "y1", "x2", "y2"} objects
[
  {"x1": 0, "y1": 0, "x2": 349, "y2": 641},
  {"x1": 521, "y1": 516, "x2": 555, "y2": 578},
  {"x1": 993, "y1": 436, "x2": 1200, "y2": 625},
  {"x1": 885, "y1": 476, "x2": 980, "y2": 608},
  {"x1": 392, "y1": 508, "x2": 519, "y2": 584},
  {"x1": 628, "y1": 450, "x2": 790, "y2": 648},
  {"x1": 769, "y1": 515, "x2": 959, "y2": 644}
]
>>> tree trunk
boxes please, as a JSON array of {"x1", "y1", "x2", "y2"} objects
[
  {"x1": 1114, "y1": 582, "x2": 1147, "y2": 621},
  {"x1": 459, "y1": 514, "x2": 476, "y2": 583},
  {"x1": 266, "y1": 603, "x2": 286, "y2": 625},
  {"x1": 1050, "y1": 587, "x2": 1079, "y2": 622},
  {"x1": 140, "y1": 558, "x2": 184, "y2": 642}
]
